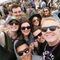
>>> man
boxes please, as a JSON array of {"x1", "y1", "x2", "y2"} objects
[
  {"x1": 10, "y1": 3, "x2": 25, "y2": 20},
  {"x1": 14, "y1": 39, "x2": 42, "y2": 60},
  {"x1": 41, "y1": 17, "x2": 60, "y2": 60}
]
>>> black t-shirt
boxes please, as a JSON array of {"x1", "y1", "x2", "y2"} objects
[{"x1": 42, "y1": 43, "x2": 60, "y2": 60}]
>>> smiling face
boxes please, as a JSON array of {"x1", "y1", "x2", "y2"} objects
[
  {"x1": 32, "y1": 17, "x2": 40, "y2": 26},
  {"x1": 7, "y1": 21, "x2": 19, "y2": 32},
  {"x1": 12, "y1": 7, "x2": 22, "y2": 19},
  {"x1": 21, "y1": 22, "x2": 31, "y2": 36},
  {"x1": 41, "y1": 20, "x2": 60, "y2": 46},
  {"x1": 16, "y1": 44, "x2": 31, "y2": 60}
]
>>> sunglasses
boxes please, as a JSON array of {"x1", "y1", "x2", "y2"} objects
[
  {"x1": 41, "y1": 26, "x2": 60, "y2": 32},
  {"x1": 32, "y1": 19, "x2": 39, "y2": 22},
  {"x1": 17, "y1": 48, "x2": 29, "y2": 56},
  {"x1": 34, "y1": 32, "x2": 42, "y2": 39},
  {"x1": 21, "y1": 26, "x2": 31, "y2": 30},
  {"x1": 9, "y1": 22, "x2": 19, "y2": 25}
]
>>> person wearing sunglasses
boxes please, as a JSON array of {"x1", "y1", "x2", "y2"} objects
[
  {"x1": 19, "y1": 16, "x2": 34, "y2": 45},
  {"x1": 14, "y1": 38, "x2": 42, "y2": 60},
  {"x1": 2, "y1": 16, "x2": 21, "y2": 60},
  {"x1": 41, "y1": 17, "x2": 60, "y2": 60},
  {"x1": 29, "y1": 14, "x2": 42, "y2": 32},
  {"x1": 31, "y1": 26, "x2": 46, "y2": 55}
]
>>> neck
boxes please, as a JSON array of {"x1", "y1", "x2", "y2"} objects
[
  {"x1": 48, "y1": 39, "x2": 60, "y2": 46},
  {"x1": 8, "y1": 31, "x2": 17, "y2": 39}
]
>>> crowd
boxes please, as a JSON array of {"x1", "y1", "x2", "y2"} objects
[{"x1": 0, "y1": 0, "x2": 60, "y2": 60}]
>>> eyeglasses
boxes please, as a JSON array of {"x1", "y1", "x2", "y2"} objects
[
  {"x1": 41, "y1": 26, "x2": 60, "y2": 32},
  {"x1": 17, "y1": 48, "x2": 29, "y2": 56},
  {"x1": 9, "y1": 22, "x2": 19, "y2": 25},
  {"x1": 21, "y1": 26, "x2": 31, "y2": 30},
  {"x1": 34, "y1": 32, "x2": 42, "y2": 39}
]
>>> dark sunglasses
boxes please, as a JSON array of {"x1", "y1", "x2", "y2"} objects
[
  {"x1": 41, "y1": 26, "x2": 60, "y2": 32},
  {"x1": 21, "y1": 26, "x2": 31, "y2": 30},
  {"x1": 17, "y1": 48, "x2": 29, "y2": 56},
  {"x1": 9, "y1": 22, "x2": 19, "y2": 25},
  {"x1": 34, "y1": 32, "x2": 42, "y2": 39}
]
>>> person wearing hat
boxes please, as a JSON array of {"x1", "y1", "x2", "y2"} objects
[
  {"x1": 29, "y1": 14, "x2": 42, "y2": 32},
  {"x1": 0, "y1": 16, "x2": 20, "y2": 60}
]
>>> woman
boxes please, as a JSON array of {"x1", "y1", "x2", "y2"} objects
[
  {"x1": 29, "y1": 14, "x2": 42, "y2": 31},
  {"x1": 19, "y1": 16, "x2": 34, "y2": 45}
]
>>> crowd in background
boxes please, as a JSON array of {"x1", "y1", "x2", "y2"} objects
[{"x1": 0, "y1": 0, "x2": 60, "y2": 60}]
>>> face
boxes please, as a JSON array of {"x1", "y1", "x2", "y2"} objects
[
  {"x1": 12, "y1": 7, "x2": 22, "y2": 19},
  {"x1": 32, "y1": 17, "x2": 40, "y2": 26},
  {"x1": 41, "y1": 20, "x2": 60, "y2": 45},
  {"x1": 21, "y1": 22, "x2": 31, "y2": 36},
  {"x1": 7, "y1": 22, "x2": 19, "y2": 32},
  {"x1": 16, "y1": 44, "x2": 31, "y2": 60},
  {"x1": 33, "y1": 29, "x2": 42, "y2": 42},
  {"x1": 43, "y1": 8, "x2": 50, "y2": 17}
]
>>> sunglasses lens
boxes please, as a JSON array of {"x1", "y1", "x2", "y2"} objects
[
  {"x1": 27, "y1": 26, "x2": 30, "y2": 29},
  {"x1": 38, "y1": 32, "x2": 42, "y2": 36},
  {"x1": 50, "y1": 26, "x2": 56, "y2": 31},
  {"x1": 18, "y1": 52, "x2": 23, "y2": 56}
]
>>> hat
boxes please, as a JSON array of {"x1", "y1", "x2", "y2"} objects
[
  {"x1": 6, "y1": 16, "x2": 19, "y2": 24},
  {"x1": 29, "y1": 14, "x2": 42, "y2": 21}
]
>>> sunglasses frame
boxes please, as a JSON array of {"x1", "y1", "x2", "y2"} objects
[
  {"x1": 34, "y1": 32, "x2": 42, "y2": 39},
  {"x1": 21, "y1": 26, "x2": 31, "y2": 30}
]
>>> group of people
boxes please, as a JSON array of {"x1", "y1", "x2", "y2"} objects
[{"x1": 0, "y1": 1, "x2": 60, "y2": 60}]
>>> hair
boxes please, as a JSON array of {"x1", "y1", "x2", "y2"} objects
[
  {"x1": 10, "y1": 3, "x2": 21, "y2": 12},
  {"x1": 42, "y1": 7, "x2": 51, "y2": 17},
  {"x1": 32, "y1": 26, "x2": 41, "y2": 33},
  {"x1": 41, "y1": 17, "x2": 60, "y2": 27},
  {"x1": 19, "y1": 16, "x2": 31, "y2": 28},
  {"x1": 15, "y1": 39, "x2": 29, "y2": 49},
  {"x1": 29, "y1": 14, "x2": 42, "y2": 27}
]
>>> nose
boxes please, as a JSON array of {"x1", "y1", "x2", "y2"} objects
[
  {"x1": 47, "y1": 28, "x2": 51, "y2": 32},
  {"x1": 23, "y1": 52, "x2": 27, "y2": 56},
  {"x1": 25, "y1": 28, "x2": 28, "y2": 30},
  {"x1": 13, "y1": 23, "x2": 16, "y2": 26}
]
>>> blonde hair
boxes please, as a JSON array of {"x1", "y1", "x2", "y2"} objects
[{"x1": 41, "y1": 17, "x2": 60, "y2": 27}]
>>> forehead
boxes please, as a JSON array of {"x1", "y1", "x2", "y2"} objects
[
  {"x1": 41, "y1": 20, "x2": 60, "y2": 27},
  {"x1": 33, "y1": 17, "x2": 38, "y2": 20},
  {"x1": 12, "y1": 7, "x2": 21, "y2": 12},
  {"x1": 33, "y1": 29, "x2": 41, "y2": 36},
  {"x1": 17, "y1": 44, "x2": 28, "y2": 52},
  {"x1": 21, "y1": 22, "x2": 30, "y2": 27}
]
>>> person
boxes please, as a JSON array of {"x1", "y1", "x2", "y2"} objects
[
  {"x1": 0, "y1": 16, "x2": 20, "y2": 60},
  {"x1": 10, "y1": 3, "x2": 25, "y2": 20},
  {"x1": 29, "y1": 14, "x2": 42, "y2": 31},
  {"x1": 5, "y1": 16, "x2": 20, "y2": 53},
  {"x1": 41, "y1": 17, "x2": 60, "y2": 60},
  {"x1": 19, "y1": 16, "x2": 34, "y2": 45},
  {"x1": 32, "y1": 26, "x2": 46, "y2": 55},
  {"x1": 14, "y1": 38, "x2": 42, "y2": 60},
  {"x1": 42, "y1": 7, "x2": 51, "y2": 17},
  {"x1": 0, "y1": 45, "x2": 13, "y2": 60}
]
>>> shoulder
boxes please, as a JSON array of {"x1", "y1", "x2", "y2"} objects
[{"x1": 32, "y1": 55, "x2": 42, "y2": 60}]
